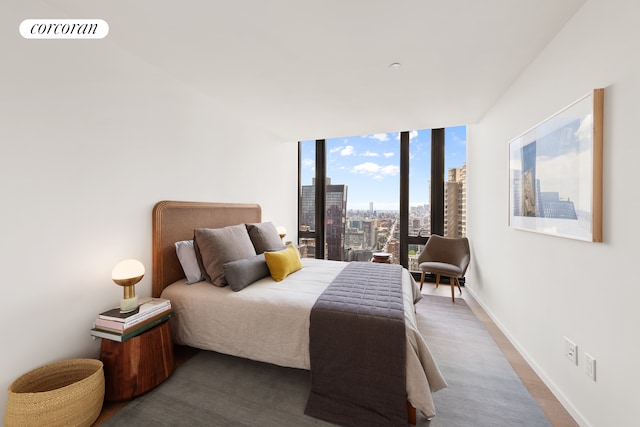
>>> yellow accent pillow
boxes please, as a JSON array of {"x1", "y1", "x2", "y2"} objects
[{"x1": 263, "y1": 244, "x2": 303, "y2": 282}]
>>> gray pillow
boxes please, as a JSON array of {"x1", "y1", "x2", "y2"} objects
[
  {"x1": 194, "y1": 225, "x2": 257, "y2": 287},
  {"x1": 223, "y1": 254, "x2": 270, "y2": 291},
  {"x1": 174, "y1": 240, "x2": 204, "y2": 284},
  {"x1": 246, "y1": 222, "x2": 286, "y2": 254}
]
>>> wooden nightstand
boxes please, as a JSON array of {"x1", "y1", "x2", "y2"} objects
[{"x1": 99, "y1": 319, "x2": 174, "y2": 401}]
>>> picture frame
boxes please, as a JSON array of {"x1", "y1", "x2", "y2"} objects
[{"x1": 508, "y1": 89, "x2": 603, "y2": 242}]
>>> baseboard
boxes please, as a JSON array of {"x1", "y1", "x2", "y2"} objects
[{"x1": 464, "y1": 287, "x2": 591, "y2": 427}]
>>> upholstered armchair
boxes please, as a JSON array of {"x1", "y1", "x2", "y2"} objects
[{"x1": 417, "y1": 235, "x2": 470, "y2": 302}]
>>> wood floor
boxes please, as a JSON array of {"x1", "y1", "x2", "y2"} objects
[{"x1": 93, "y1": 285, "x2": 578, "y2": 427}]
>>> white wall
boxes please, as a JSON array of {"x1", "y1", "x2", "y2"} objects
[
  {"x1": 466, "y1": 1, "x2": 640, "y2": 426},
  {"x1": 0, "y1": 2, "x2": 298, "y2": 416}
]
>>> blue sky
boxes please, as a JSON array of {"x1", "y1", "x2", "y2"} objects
[{"x1": 301, "y1": 126, "x2": 466, "y2": 211}]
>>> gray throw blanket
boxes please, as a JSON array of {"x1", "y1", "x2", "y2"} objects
[{"x1": 305, "y1": 262, "x2": 407, "y2": 427}]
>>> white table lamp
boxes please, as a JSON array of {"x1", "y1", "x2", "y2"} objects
[{"x1": 111, "y1": 259, "x2": 144, "y2": 313}]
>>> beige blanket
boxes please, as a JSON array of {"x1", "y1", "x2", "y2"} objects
[{"x1": 161, "y1": 258, "x2": 447, "y2": 418}]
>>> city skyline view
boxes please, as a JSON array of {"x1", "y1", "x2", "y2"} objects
[{"x1": 301, "y1": 126, "x2": 467, "y2": 211}]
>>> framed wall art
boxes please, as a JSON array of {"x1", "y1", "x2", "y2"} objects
[{"x1": 508, "y1": 89, "x2": 603, "y2": 242}]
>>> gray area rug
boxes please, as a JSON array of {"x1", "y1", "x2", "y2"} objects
[
  {"x1": 418, "y1": 296, "x2": 552, "y2": 427},
  {"x1": 102, "y1": 295, "x2": 551, "y2": 427}
]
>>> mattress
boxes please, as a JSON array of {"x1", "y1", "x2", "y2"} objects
[{"x1": 161, "y1": 258, "x2": 446, "y2": 418}]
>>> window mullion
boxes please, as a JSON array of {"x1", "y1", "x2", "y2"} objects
[
  {"x1": 431, "y1": 129, "x2": 445, "y2": 236},
  {"x1": 315, "y1": 139, "x2": 326, "y2": 259},
  {"x1": 399, "y1": 131, "x2": 410, "y2": 268}
]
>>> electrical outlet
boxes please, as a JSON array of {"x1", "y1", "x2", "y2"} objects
[
  {"x1": 564, "y1": 337, "x2": 578, "y2": 365},
  {"x1": 585, "y1": 353, "x2": 596, "y2": 381}
]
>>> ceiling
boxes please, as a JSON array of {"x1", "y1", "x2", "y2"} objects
[{"x1": 43, "y1": 0, "x2": 586, "y2": 141}]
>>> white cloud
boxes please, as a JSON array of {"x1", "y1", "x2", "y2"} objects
[
  {"x1": 361, "y1": 151, "x2": 380, "y2": 157},
  {"x1": 352, "y1": 162, "x2": 380, "y2": 174},
  {"x1": 368, "y1": 133, "x2": 389, "y2": 141},
  {"x1": 340, "y1": 145, "x2": 355, "y2": 156},
  {"x1": 395, "y1": 130, "x2": 419, "y2": 141},
  {"x1": 329, "y1": 146, "x2": 342, "y2": 153},
  {"x1": 302, "y1": 158, "x2": 314, "y2": 168},
  {"x1": 383, "y1": 152, "x2": 394, "y2": 158},
  {"x1": 352, "y1": 162, "x2": 400, "y2": 180}
]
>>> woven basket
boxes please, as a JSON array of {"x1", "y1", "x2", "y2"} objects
[{"x1": 4, "y1": 358, "x2": 104, "y2": 427}]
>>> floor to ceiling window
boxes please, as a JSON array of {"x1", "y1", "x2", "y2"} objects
[
  {"x1": 325, "y1": 133, "x2": 400, "y2": 262},
  {"x1": 407, "y1": 130, "x2": 432, "y2": 271},
  {"x1": 298, "y1": 141, "x2": 317, "y2": 259},
  {"x1": 444, "y1": 127, "x2": 468, "y2": 239},
  {"x1": 299, "y1": 126, "x2": 466, "y2": 274}
]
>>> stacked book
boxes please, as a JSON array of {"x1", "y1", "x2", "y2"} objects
[{"x1": 90, "y1": 297, "x2": 173, "y2": 342}]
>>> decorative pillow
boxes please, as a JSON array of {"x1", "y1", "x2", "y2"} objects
[
  {"x1": 263, "y1": 244, "x2": 303, "y2": 282},
  {"x1": 246, "y1": 222, "x2": 286, "y2": 254},
  {"x1": 223, "y1": 254, "x2": 270, "y2": 291},
  {"x1": 194, "y1": 225, "x2": 257, "y2": 287},
  {"x1": 174, "y1": 240, "x2": 204, "y2": 284}
]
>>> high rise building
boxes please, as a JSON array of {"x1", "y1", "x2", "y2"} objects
[
  {"x1": 387, "y1": 238, "x2": 400, "y2": 265},
  {"x1": 345, "y1": 228, "x2": 364, "y2": 250},
  {"x1": 444, "y1": 163, "x2": 467, "y2": 237},
  {"x1": 300, "y1": 185, "x2": 316, "y2": 231},
  {"x1": 363, "y1": 219, "x2": 376, "y2": 250},
  {"x1": 326, "y1": 184, "x2": 348, "y2": 260},
  {"x1": 512, "y1": 172, "x2": 577, "y2": 220},
  {"x1": 540, "y1": 192, "x2": 578, "y2": 219},
  {"x1": 350, "y1": 219, "x2": 364, "y2": 230},
  {"x1": 300, "y1": 178, "x2": 347, "y2": 260}
]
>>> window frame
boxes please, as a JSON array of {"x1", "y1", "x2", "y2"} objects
[{"x1": 298, "y1": 129, "x2": 459, "y2": 283}]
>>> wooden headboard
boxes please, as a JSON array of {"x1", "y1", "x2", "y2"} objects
[{"x1": 151, "y1": 201, "x2": 262, "y2": 297}]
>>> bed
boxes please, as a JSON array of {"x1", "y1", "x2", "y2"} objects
[{"x1": 152, "y1": 200, "x2": 446, "y2": 424}]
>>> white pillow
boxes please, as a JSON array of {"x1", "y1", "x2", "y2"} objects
[{"x1": 175, "y1": 240, "x2": 204, "y2": 284}]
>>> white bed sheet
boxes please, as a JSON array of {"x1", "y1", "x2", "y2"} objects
[{"x1": 161, "y1": 258, "x2": 446, "y2": 418}]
